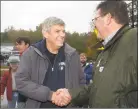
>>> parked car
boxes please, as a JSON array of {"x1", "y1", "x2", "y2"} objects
[{"x1": 11, "y1": 51, "x2": 20, "y2": 56}]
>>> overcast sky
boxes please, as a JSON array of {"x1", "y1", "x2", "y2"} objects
[
  {"x1": 1, "y1": 1, "x2": 101, "y2": 33},
  {"x1": 1, "y1": 1, "x2": 131, "y2": 33}
]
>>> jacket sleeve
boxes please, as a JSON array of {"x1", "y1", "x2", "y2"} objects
[
  {"x1": 69, "y1": 83, "x2": 92, "y2": 106},
  {"x1": 118, "y1": 28, "x2": 138, "y2": 108},
  {"x1": 122, "y1": 28, "x2": 137, "y2": 108},
  {"x1": 15, "y1": 49, "x2": 53, "y2": 102},
  {"x1": 0, "y1": 72, "x2": 8, "y2": 95}
]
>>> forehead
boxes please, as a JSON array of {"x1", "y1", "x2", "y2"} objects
[
  {"x1": 51, "y1": 25, "x2": 65, "y2": 30},
  {"x1": 94, "y1": 9, "x2": 102, "y2": 17},
  {"x1": 10, "y1": 62, "x2": 19, "y2": 64},
  {"x1": 16, "y1": 41, "x2": 25, "y2": 45},
  {"x1": 80, "y1": 54, "x2": 86, "y2": 57}
]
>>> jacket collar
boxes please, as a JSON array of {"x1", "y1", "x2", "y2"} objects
[
  {"x1": 31, "y1": 39, "x2": 76, "y2": 59},
  {"x1": 102, "y1": 29, "x2": 119, "y2": 46},
  {"x1": 104, "y1": 24, "x2": 131, "y2": 51}
]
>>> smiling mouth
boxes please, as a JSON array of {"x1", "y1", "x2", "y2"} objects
[{"x1": 58, "y1": 39, "x2": 64, "y2": 42}]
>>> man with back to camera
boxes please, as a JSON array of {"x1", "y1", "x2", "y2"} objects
[{"x1": 53, "y1": 1, "x2": 137, "y2": 108}]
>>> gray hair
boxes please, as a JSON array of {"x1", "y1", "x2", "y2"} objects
[{"x1": 42, "y1": 17, "x2": 65, "y2": 32}]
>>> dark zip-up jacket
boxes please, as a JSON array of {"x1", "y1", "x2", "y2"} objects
[
  {"x1": 35, "y1": 39, "x2": 66, "y2": 108},
  {"x1": 69, "y1": 25, "x2": 137, "y2": 108},
  {"x1": 15, "y1": 41, "x2": 86, "y2": 108}
]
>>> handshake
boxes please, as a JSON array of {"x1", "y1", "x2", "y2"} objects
[{"x1": 51, "y1": 88, "x2": 72, "y2": 107}]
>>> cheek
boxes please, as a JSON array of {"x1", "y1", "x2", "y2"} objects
[
  {"x1": 96, "y1": 22, "x2": 102, "y2": 30},
  {"x1": 13, "y1": 65, "x2": 18, "y2": 68},
  {"x1": 18, "y1": 46, "x2": 22, "y2": 50},
  {"x1": 10, "y1": 65, "x2": 15, "y2": 68},
  {"x1": 21, "y1": 46, "x2": 26, "y2": 50},
  {"x1": 48, "y1": 36, "x2": 56, "y2": 43},
  {"x1": 96, "y1": 22, "x2": 104, "y2": 34},
  {"x1": 48, "y1": 33, "x2": 57, "y2": 40}
]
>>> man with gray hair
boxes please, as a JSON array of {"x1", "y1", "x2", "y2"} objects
[{"x1": 15, "y1": 17, "x2": 85, "y2": 108}]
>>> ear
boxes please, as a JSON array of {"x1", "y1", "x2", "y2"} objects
[
  {"x1": 26, "y1": 43, "x2": 29, "y2": 48},
  {"x1": 105, "y1": 13, "x2": 112, "y2": 25},
  {"x1": 42, "y1": 29, "x2": 48, "y2": 39}
]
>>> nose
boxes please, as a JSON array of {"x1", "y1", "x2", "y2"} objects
[{"x1": 60, "y1": 31, "x2": 65, "y2": 38}]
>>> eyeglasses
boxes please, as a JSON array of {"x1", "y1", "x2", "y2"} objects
[{"x1": 92, "y1": 16, "x2": 102, "y2": 24}]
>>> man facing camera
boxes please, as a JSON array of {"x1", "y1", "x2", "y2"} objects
[{"x1": 15, "y1": 17, "x2": 85, "y2": 108}]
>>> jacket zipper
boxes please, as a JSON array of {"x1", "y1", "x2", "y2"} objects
[
  {"x1": 52, "y1": 54, "x2": 58, "y2": 72},
  {"x1": 44, "y1": 53, "x2": 58, "y2": 72}
]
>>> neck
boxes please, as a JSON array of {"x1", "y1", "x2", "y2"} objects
[
  {"x1": 81, "y1": 62, "x2": 86, "y2": 66},
  {"x1": 104, "y1": 24, "x2": 123, "y2": 40},
  {"x1": 46, "y1": 40, "x2": 59, "y2": 54}
]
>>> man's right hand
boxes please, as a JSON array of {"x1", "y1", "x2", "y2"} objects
[
  {"x1": 51, "y1": 89, "x2": 72, "y2": 107},
  {"x1": 1, "y1": 95, "x2": 4, "y2": 100}
]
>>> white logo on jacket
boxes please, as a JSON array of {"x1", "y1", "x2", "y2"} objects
[
  {"x1": 96, "y1": 59, "x2": 104, "y2": 73},
  {"x1": 96, "y1": 59, "x2": 101, "y2": 67},
  {"x1": 59, "y1": 62, "x2": 66, "y2": 71},
  {"x1": 99, "y1": 66, "x2": 104, "y2": 72}
]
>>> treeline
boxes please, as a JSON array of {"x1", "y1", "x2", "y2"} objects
[{"x1": 1, "y1": 24, "x2": 102, "y2": 60}]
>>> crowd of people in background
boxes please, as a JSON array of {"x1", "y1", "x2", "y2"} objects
[{"x1": 0, "y1": 0, "x2": 137, "y2": 108}]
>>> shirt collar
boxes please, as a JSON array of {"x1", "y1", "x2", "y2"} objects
[
  {"x1": 41, "y1": 39, "x2": 65, "y2": 54},
  {"x1": 102, "y1": 29, "x2": 119, "y2": 46},
  {"x1": 41, "y1": 39, "x2": 47, "y2": 53}
]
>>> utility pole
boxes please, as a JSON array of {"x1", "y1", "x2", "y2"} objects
[{"x1": 131, "y1": 0, "x2": 134, "y2": 27}]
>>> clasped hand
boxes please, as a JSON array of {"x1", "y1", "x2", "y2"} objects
[{"x1": 51, "y1": 88, "x2": 71, "y2": 107}]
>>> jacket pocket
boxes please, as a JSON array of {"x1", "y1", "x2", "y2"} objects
[
  {"x1": 89, "y1": 84, "x2": 97, "y2": 107},
  {"x1": 25, "y1": 99, "x2": 32, "y2": 108},
  {"x1": 117, "y1": 96, "x2": 129, "y2": 108},
  {"x1": 116, "y1": 90, "x2": 137, "y2": 108},
  {"x1": 26, "y1": 98, "x2": 39, "y2": 108}
]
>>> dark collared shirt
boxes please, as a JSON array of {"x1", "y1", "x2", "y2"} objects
[{"x1": 40, "y1": 39, "x2": 66, "y2": 108}]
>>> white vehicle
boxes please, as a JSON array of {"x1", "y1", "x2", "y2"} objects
[
  {"x1": 11, "y1": 51, "x2": 20, "y2": 56},
  {"x1": 1, "y1": 46, "x2": 13, "y2": 56}
]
